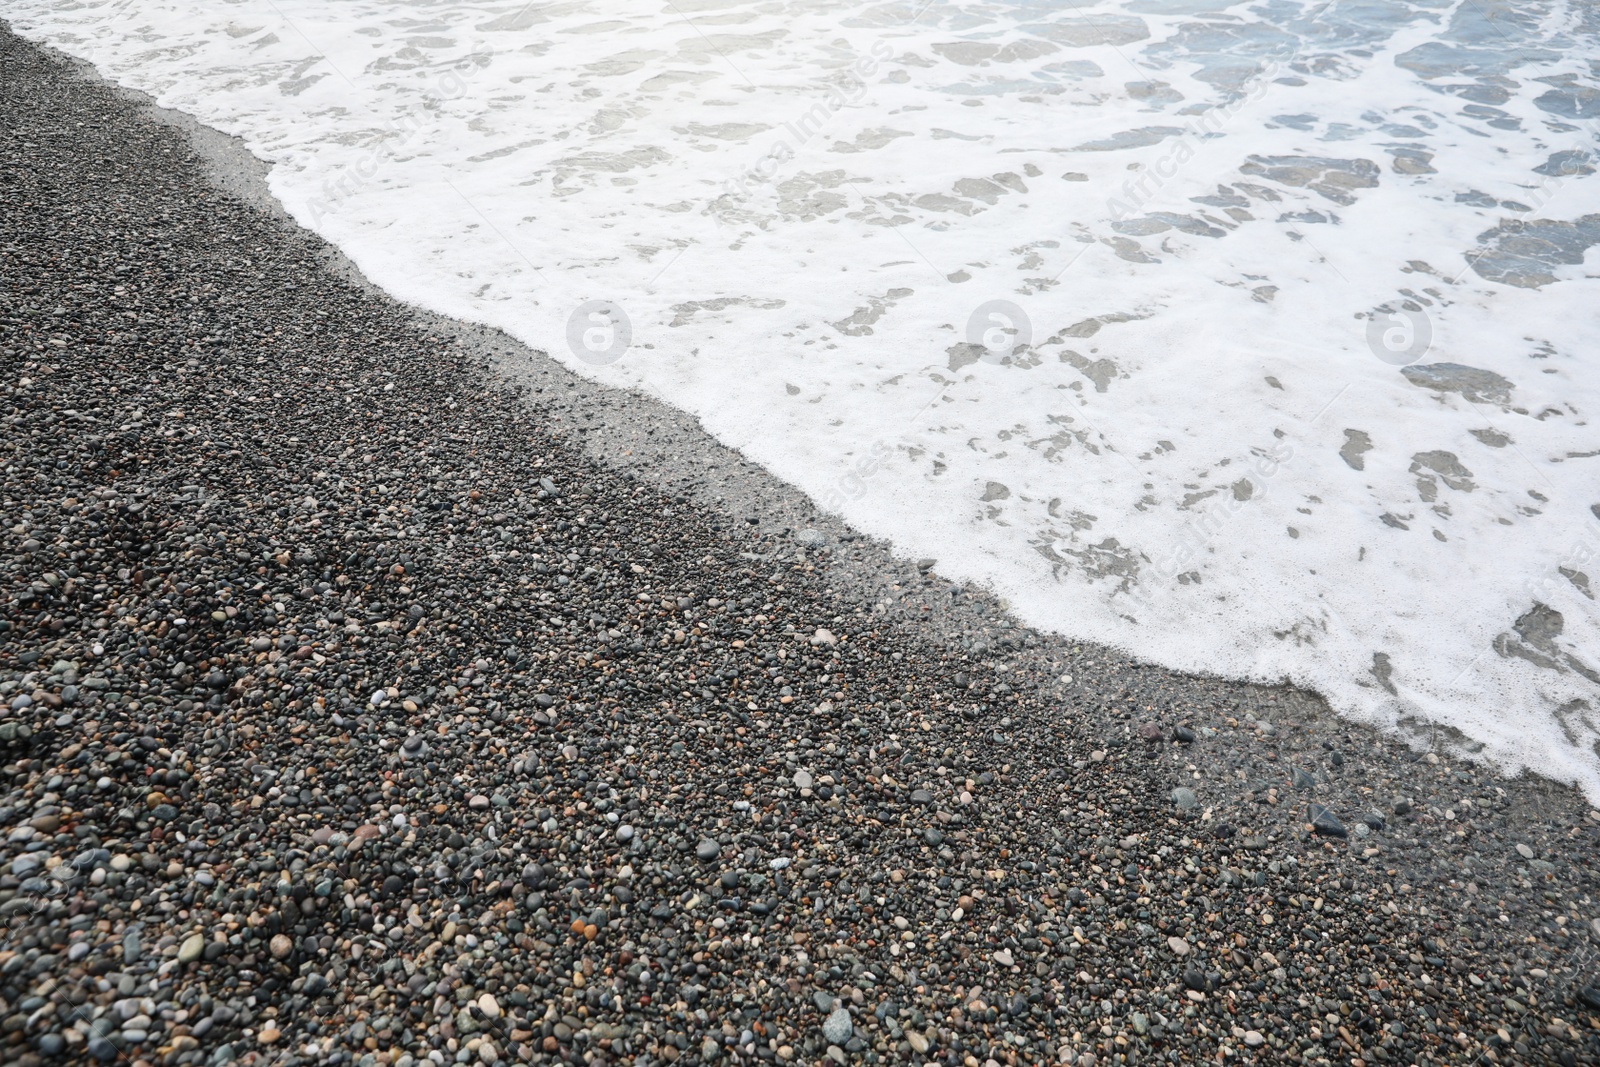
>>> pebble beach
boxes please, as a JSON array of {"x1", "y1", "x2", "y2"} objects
[{"x1": 2, "y1": 25, "x2": 1600, "y2": 1067}]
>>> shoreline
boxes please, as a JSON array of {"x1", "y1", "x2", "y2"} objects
[{"x1": 2, "y1": 24, "x2": 1599, "y2": 1067}]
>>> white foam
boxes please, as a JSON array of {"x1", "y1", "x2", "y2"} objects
[{"x1": 12, "y1": 0, "x2": 1600, "y2": 797}]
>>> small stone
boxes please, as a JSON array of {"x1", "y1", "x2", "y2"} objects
[
  {"x1": 822, "y1": 1007, "x2": 853, "y2": 1044},
  {"x1": 1090, "y1": 750, "x2": 1106, "y2": 763},
  {"x1": 907, "y1": 1031, "x2": 929, "y2": 1054},
  {"x1": 910, "y1": 788, "x2": 933, "y2": 805},
  {"x1": 1171, "y1": 787, "x2": 1197, "y2": 810},
  {"x1": 696, "y1": 839, "x2": 720, "y2": 862},
  {"x1": 812, "y1": 991, "x2": 835, "y2": 1013},
  {"x1": 258, "y1": 1027, "x2": 280, "y2": 1045},
  {"x1": 269, "y1": 933, "x2": 293, "y2": 960},
  {"x1": 179, "y1": 933, "x2": 206, "y2": 964},
  {"x1": 993, "y1": 948, "x2": 1014, "y2": 967},
  {"x1": 1291, "y1": 766, "x2": 1316, "y2": 790},
  {"x1": 1244, "y1": 1031, "x2": 1265, "y2": 1047},
  {"x1": 1171, "y1": 726, "x2": 1195, "y2": 743},
  {"x1": 476, "y1": 993, "x2": 500, "y2": 1019},
  {"x1": 1308, "y1": 804, "x2": 1346, "y2": 838},
  {"x1": 616, "y1": 824, "x2": 635, "y2": 843},
  {"x1": 793, "y1": 769, "x2": 814, "y2": 790},
  {"x1": 1515, "y1": 843, "x2": 1534, "y2": 859},
  {"x1": 469, "y1": 794, "x2": 491, "y2": 811},
  {"x1": 1136, "y1": 722, "x2": 1162, "y2": 742},
  {"x1": 811, "y1": 628, "x2": 838, "y2": 647},
  {"x1": 1167, "y1": 936, "x2": 1190, "y2": 957}
]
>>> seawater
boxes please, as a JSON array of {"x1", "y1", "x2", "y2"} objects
[{"x1": 9, "y1": 0, "x2": 1600, "y2": 797}]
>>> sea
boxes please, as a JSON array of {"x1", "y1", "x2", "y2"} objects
[{"x1": 8, "y1": 0, "x2": 1600, "y2": 798}]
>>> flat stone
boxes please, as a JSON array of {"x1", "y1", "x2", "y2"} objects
[
  {"x1": 696, "y1": 839, "x2": 720, "y2": 862},
  {"x1": 793, "y1": 769, "x2": 814, "y2": 790},
  {"x1": 1171, "y1": 787, "x2": 1197, "y2": 810},
  {"x1": 178, "y1": 933, "x2": 206, "y2": 964},
  {"x1": 1308, "y1": 804, "x2": 1346, "y2": 837},
  {"x1": 1515, "y1": 842, "x2": 1534, "y2": 859},
  {"x1": 1167, "y1": 936, "x2": 1190, "y2": 957},
  {"x1": 993, "y1": 948, "x2": 1014, "y2": 967},
  {"x1": 822, "y1": 1007, "x2": 852, "y2": 1044}
]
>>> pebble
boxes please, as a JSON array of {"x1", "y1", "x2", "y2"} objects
[
  {"x1": 1308, "y1": 803, "x2": 1346, "y2": 837},
  {"x1": 1166, "y1": 936, "x2": 1191, "y2": 957},
  {"x1": 178, "y1": 933, "x2": 206, "y2": 964},
  {"x1": 1171, "y1": 787, "x2": 1197, "y2": 810},
  {"x1": 822, "y1": 1007, "x2": 853, "y2": 1044},
  {"x1": 696, "y1": 839, "x2": 721, "y2": 861}
]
